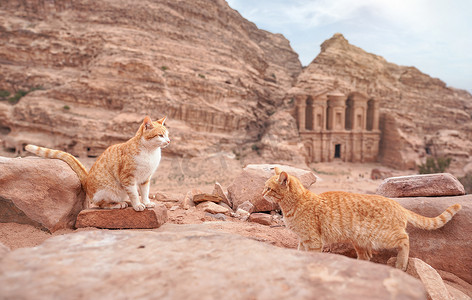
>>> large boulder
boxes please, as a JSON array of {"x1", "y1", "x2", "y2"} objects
[
  {"x1": 376, "y1": 173, "x2": 465, "y2": 197},
  {"x1": 228, "y1": 164, "x2": 317, "y2": 212},
  {"x1": 327, "y1": 195, "x2": 472, "y2": 285},
  {"x1": 390, "y1": 196, "x2": 472, "y2": 285},
  {"x1": 0, "y1": 225, "x2": 426, "y2": 299},
  {"x1": 0, "y1": 156, "x2": 86, "y2": 232}
]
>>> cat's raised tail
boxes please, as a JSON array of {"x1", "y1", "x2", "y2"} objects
[
  {"x1": 25, "y1": 144, "x2": 88, "y2": 186},
  {"x1": 404, "y1": 203, "x2": 462, "y2": 230}
]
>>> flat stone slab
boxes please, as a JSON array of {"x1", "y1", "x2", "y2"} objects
[
  {"x1": 75, "y1": 203, "x2": 167, "y2": 229},
  {"x1": 376, "y1": 173, "x2": 465, "y2": 197},
  {"x1": 193, "y1": 193, "x2": 222, "y2": 203},
  {"x1": 0, "y1": 226, "x2": 426, "y2": 299}
]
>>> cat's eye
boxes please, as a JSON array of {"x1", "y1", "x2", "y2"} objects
[{"x1": 158, "y1": 134, "x2": 164, "y2": 137}]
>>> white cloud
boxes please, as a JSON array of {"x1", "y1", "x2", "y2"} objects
[{"x1": 227, "y1": 0, "x2": 472, "y2": 90}]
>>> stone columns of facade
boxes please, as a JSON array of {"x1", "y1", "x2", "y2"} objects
[
  {"x1": 371, "y1": 98, "x2": 380, "y2": 131},
  {"x1": 295, "y1": 95, "x2": 306, "y2": 132},
  {"x1": 313, "y1": 96, "x2": 327, "y2": 131},
  {"x1": 348, "y1": 92, "x2": 368, "y2": 131},
  {"x1": 327, "y1": 92, "x2": 346, "y2": 131}
]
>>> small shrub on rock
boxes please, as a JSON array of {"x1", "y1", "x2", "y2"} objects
[{"x1": 418, "y1": 157, "x2": 451, "y2": 174}]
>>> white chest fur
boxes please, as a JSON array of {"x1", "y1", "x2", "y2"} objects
[{"x1": 134, "y1": 147, "x2": 161, "y2": 183}]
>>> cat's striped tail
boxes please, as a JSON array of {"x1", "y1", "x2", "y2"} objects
[
  {"x1": 404, "y1": 204, "x2": 462, "y2": 230},
  {"x1": 25, "y1": 144, "x2": 88, "y2": 187}
]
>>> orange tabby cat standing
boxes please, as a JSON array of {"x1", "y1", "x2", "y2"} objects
[
  {"x1": 263, "y1": 167, "x2": 462, "y2": 270},
  {"x1": 26, "y1": 116, "x2": 170, "y2": 212}
]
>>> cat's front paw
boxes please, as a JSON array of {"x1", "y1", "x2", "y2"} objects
[
  {"x1": 145, "y1": 201, "x2": 156, "y2": 208},
  {"x1": 132, "y1": 203, "x2": 146, "y2": 212}
]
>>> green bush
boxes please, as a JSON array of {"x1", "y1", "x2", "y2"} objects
[
  {"x1": 2, "y1": 86, "x2": 44, "y2": 104},
  {"x1": 418, "y1": 157, "x2": 452, "y2": 174},
  {"x1": 0, "y1": 90, "x2": 10, "y2": 99}
]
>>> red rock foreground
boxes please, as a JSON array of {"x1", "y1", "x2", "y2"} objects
[
  {"x1": 0, "y1": 157, "x2": 85, "y2": 232},
  {"x1": 76, "y1": 204, "x2": 167, "y2": 229},
  {"x1": 0, "y1": 225, "x2": 426, "y2": 300}
]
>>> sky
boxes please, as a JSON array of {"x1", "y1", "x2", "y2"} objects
[{"x1": 226, "y1": 0, "x2": 472, "y2": 92}]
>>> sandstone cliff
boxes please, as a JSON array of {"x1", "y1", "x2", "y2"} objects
[
  {"x1": 1, "y1": 2, "x2": 471, "y2": 174},
  {"x1": 291, "y1": 33, "x2": 472, "y2": 173},
  {"x1": 0, "y1": 0, "x2": 301, "y2": 158}
]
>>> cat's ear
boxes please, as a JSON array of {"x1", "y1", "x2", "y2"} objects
[
  {"x1": 156, "y1": 116, "x2": 167, "y2": 126},
  {"x1": 274, "y1": 167, "x2": 282, "y2": 175},
  {"x1": 143, "y1": 116, "x2": 153, "y2": 130},
  {"x1": 277, "y1": 171, "x2": 289, "y2": 186}
]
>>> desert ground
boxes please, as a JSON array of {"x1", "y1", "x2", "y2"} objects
[{"x1": 0, "y1": 146, "x2": 414, "y2": 251}]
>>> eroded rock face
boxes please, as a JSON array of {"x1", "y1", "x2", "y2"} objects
[
  {"x1": 0, "y1": 156, "x2": 85, "y2": 232},
  {"x1": 291, "y1": 33, "x2": 472, "y2": 172},
  {"x1": 0, "y1": 0, "x2": 301, "y2": 159},
  {"x1": 0, "y1": 225, "x2": 426, "y2": 299}
]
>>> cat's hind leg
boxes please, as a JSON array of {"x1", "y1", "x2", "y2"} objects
[
  {"x1": 394, "y1": 233, "x2": 410, "y2": 271},
  {"x1": 92, "y1": 189, "x2": 128, "y2": 209},
  {"x1": 353, "y1": 244, "x2": 373, "y2": 261},
  {"x1": 300, "y1": 238, "x2": 322, "y2": 252}
]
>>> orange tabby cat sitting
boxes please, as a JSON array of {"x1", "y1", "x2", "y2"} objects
[
  {"x1": 263, "y1": 167, "x2": 461, "y2": 271},
  {"x1": 26, "y1": 116, "x2": 170, "y2": 212}
]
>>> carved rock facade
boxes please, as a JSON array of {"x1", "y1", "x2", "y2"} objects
[{"x1": 294, "y1": 90, "x2": 380, "y2": 163}]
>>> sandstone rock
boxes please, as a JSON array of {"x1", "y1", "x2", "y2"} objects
[
  {"x1": 213, "y1": 182, "x2": 232, "y2": 207},
  {"x1": 444, "y1": 284, "x2": 471, "y2": 300},
  {"x1": 0, "y1": 242, "x2": 10, "y2": 258},
  {"x1": 233, "y1": 208, "x2": 250, "y2": 221},
  {"x1": 197, "y1": 201, "x2": 229, "y2": 215},
  {"x1": 152, "y1": 191, "x2": 183, "y2": 209},
  {"x1": 238, "y1": 200, "x2": 255, "y2": 213},
  {"x1": 0, "y1": 156, "x2": 85, "y2": 232},
  {"x1": 75, "y1": 204, "x2": 167, "y2": 229},
  {"x1": 193, "y1": 193, "x2": 222, "y2": 204},
  {"x1": 0, "y1": 0, "x2": 301, "y2": 161},
  {"x1": 380, "y1": 196, "x2": 471, "y2": 284},
  {"x1": 204, "y1": 213, "x2": 227, "y2": 221},
  {"x1": 218, "y1": 202, "x2": 233, "y2": 213},
  {"x1": 0, "y1": 226, "x2": 426, "y2": 299},
  {"x1": 258, "y1": 111, "x2": 306, "y2": 164},
  {"x1": 228, "y1": 164, "x2": 317, "y2": 212},
  {"x1": 183, "y1": 189, "x2": 202, "y2": 210},
  {"x1": 376, "y1": 173, "x2": 465, "y2": 197},
  {"x1": 437, "y1": 270, "x2": 472, "y2": 299},
  {"x1": 153, "y1": 191, "x2": 183, "y2": 203},
  {"x1": 371, "y1": 168, "x2": 394, "y2": 180},
  {"x1": 321, "y1": 195, "x2": 471, "y2": 285},
  {"x1": 387, "y1": 257, "x2": 452, "y2": 300},
  {"x1": 248, "y1": 213, "x2": 273, "y2": 226}
]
